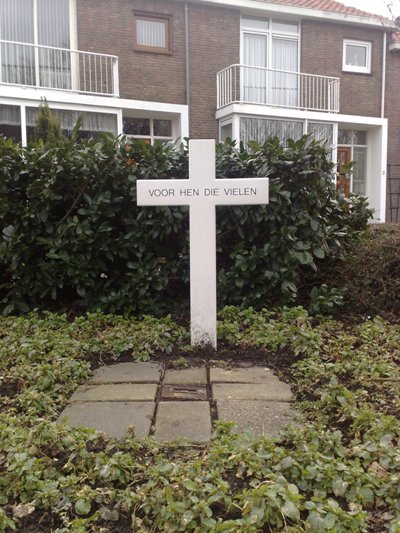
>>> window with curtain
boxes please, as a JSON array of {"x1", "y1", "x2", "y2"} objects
[
  {"x1": 352, "y1": 147, "x2": 367, "y2": 195},
  {"x1": 133, "y1": 12, "x2": 171, "y2": 53},
  {"x1": 308, "y1": 122, "x2": 334, "y2": 146},
  {"x1": 240, "y1": 117, "x2": 303, "y2": 146},
  {"x1": 242, "y1": 32, "x2": 268, "y2": 103},
  {"x1": 0, "y1": 0, "x2": 71, "y2": 89},
  {"x1": 0, "y1": 104, "x2": 21, "y2": 141},
  {"x1": 241, "y1": 17, "x2": 299, "y2": 106},
  {"x1": 26, "y1": 107, "x2": 118, "y2": 141},
  {"x1": 271, "y1": 38, "x2": 298, "y2": 106},
  {"x1": 343, "y1": 40, "x2": 371, "y2": 74}
]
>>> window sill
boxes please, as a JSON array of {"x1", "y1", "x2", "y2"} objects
[
  {"x1": 342, "y1": 68, "x2": 372, "y2": 75},
  {"x1": 133, "y1": 45, "x2": 173, "y2": 56}
]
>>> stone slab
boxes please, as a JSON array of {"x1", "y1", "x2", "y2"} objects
[
  {"x1": 212, "y1": 383, "x2": 293, "y2": 401},
  {"x1": 89, "y1": 362, "x2": 162, "y2": 384},
  {"x1": 163, "y1": 367, "x2": 207, "y2": 385},
  {"x1": 216, "y1": 400, "x2": 300, "y2": 437},
  {"x1": 58, "y1": 401, "x2": 155, "y2": 439},
  {"x1": 210, "y1": 367, "x2": 279, "y2": 384},
  {"x1": 154, "y1": 401, "x2": 212, "y2": 443},
  {"x1": 160, "y1": 384, "x2": 208, "y2": 401},
  {"x1": 69, "y1": 383, "x2": 157, "y2": 402}
]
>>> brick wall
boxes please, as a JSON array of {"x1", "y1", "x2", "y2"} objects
[
  {"x1": 301, "y1": 20, "x2": 384, "y2": 117},
  {"x1": 77, "y1": 0, "x2": 186, "y2": 104},
  {"x1": 187, "y1": 3, "x2": 239, "y2": 139}
]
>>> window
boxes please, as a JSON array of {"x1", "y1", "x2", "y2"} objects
[
  {"x1": 240, "y1": 117, "x2": 303, "y2": 146},
  {"x1": 133, "y1": 12, "x2": 171, "y2": 53},
  {"x1": 26, "y1": 107, "x2": 118, "y2": 141},
  {"x1": 123, "y1": 117, "x2": 173, "y2": 144},
  {"x1": 308, "y1": 122, "x2": 334, "y2": 147},
  {"x1": 241, "y1": 17, "x2": 299, "y2": 106},
  {"x1": 343, "y1": 40, "x2": 371, "y2": 74},
  {"x1": 220, "y1": 122, "x2": 233, "y2": 142},
  {"x1": 0, "y1": 105, "x2": 21, "y2": 142},
  {"x1": 338, "y1": 129, "x2": 368, "y2": 195},
  {"x1": 0, "y1": 0, "x2": 71, "y2": 88}
]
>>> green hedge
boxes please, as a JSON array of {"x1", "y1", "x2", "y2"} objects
[
  {"x1": 0, "y1": 134, "x2": 372, "y2": 315},
  {"x1": 320, "y1": 224, "x2": 400, "y2": 319}
]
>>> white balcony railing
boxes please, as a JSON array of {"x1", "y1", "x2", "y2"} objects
[
  {"x1": 217, "y1": 64, "x2": 340, "y2": 113},
  {"x1": 0, "y1": 40, "x2": 119, "y2": 97}
]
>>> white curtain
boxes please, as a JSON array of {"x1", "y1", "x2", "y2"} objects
[
  {"x1": 0, "y1": 104, "x2": 20, "y2": 125},
  {"x1": 271, "y1": 37, "x2": 298, "y2": 106},
  {"x1": 27, "y1": 107, "x2": 118, "y2": 135},
  {"x1": 38, "y1": 0, "x2": 71, "y2": 89},
  {"x1": 137, "y1": 19, "x2": 166, "y2": 48},
  {"x1": 240, "y1": 117, "x2": 303, "y2": 146},
  {"x1": 0, "y1": 0, "x2": 70, "y2": 89},
  {"x1": 352, "y1": 147, "x2": 367, "y2": 195},
  {"x1": 0, "y1": 0, "x2": 35, "y2": 84},
  {"x1": 308, "y1": 122, "x2": 333, "y2": 146},
  {"x1": 242, "y1": 32, "x2": 268, "y2": 103},
  {"x1": 242, "y1": 31, "x2": 298, "y2": 106}
]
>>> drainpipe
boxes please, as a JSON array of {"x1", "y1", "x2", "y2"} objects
[
  {"x1": 184, "y1": 2, "x2": 190, "y2": 108},
  {"x1": 381, "y1": 31, "x2": 387, "y2": 118}
]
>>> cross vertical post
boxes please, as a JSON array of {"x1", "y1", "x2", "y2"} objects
[{"x1": 188, "y1": 141, "x2": 217, "y2": 347}]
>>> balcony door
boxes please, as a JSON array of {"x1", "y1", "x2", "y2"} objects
[
  {"x1": 241, "y1": 18, "x2": 299, "y2": 107},
  {"x1": 271, "y1": 37, "x2": 298, "y2": 107},
  {"x1": 242, "y1": 31, "x2": 269, "y2": 104},
  {"x1": 0, "y1": 0, "x2": 72, "y2": 89}
]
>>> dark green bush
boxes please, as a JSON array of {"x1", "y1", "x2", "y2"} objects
[
  {"x1": 34, "y1": 98, "x2": 62, "y2": 145},
  {"x1": 0, "y1": 134, "x2": 372, "y2": 315},
  {"x1": 321, "y1": 223, "x2": 400, "y2": 319}
]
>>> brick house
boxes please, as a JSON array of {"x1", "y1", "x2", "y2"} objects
[{"x1": 0, "y1": 0, "x2": 399, "y2": 221}]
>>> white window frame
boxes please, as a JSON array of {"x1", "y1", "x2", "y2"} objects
[
  {"x1": 240, "y1": 17, "x2": 301, "y2": 70},
  {"x1": 342, "y1": 39, "x2": 371, "y2": 74},
  {"x1": 219, "y1": 119, "x2": 233, "y2": 142}
]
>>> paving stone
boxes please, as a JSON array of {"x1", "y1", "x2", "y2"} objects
[
  {"x1": 89, "y1": 362, "x2": 162, "y2": 384},
  {"x1": 210, "y1": 366, "x2": 278, "y2": 384},
  {"x1": 164, "y1": 367, "x2": 207, "y2": 385},
  {"x1": 212, "y1": 383, "x2": 293, "y2": 401},
  {"x1": 217, "y1": 400, "x2": 301, "y2": 438},
  {"x1": 154, "y1": 402, "x2": 212, "y2": 443},
  {"x1": 69, "y1": 383, "x2": 157, "y2": 402},
  {"x1": 58, "y1": 401, "x2": 155, "y2": 439}
]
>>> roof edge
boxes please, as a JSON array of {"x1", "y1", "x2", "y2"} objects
[{"x1": 183, "y1": 0, "x2": 397, "y2": 29}]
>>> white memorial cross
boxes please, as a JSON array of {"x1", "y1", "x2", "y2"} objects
[{"x1": 137, "y1": 139, "x2": 269, "y2": 348}]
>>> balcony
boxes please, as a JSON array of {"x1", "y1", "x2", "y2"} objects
[
  {"x1": 217, "y1": 64, "x2": 340, "y2": 114},
  {"x1": 0, "y1": 40, "x2": 119, "y2": 97}
]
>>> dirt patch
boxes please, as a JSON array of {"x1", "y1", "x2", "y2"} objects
[
  {"x1": 0, "y1": 379, "x2": 22, "y2": 399},
  {"x1": 82, "y1": 344, "x2": 300, "y2": 384}
]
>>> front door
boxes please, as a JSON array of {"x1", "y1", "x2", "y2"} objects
[{"x1": 337, "y1": 146, "x2": 351, "y2": 196}]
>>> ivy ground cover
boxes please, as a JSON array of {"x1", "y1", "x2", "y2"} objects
[{"x1": 0, "y1": 308, "x2": 399, "y2": 532}]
